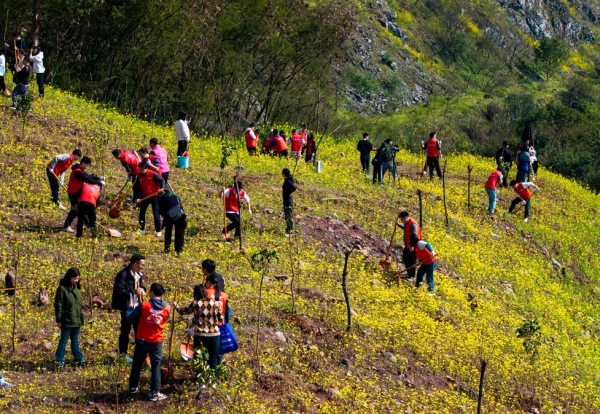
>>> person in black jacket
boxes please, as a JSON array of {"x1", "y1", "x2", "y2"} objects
[
  {"x1": 111, "y1": 253, "x2": 147, "y2": 362},
  {"x1": 157, "y1": 190, "x2": 187, "y2": 254},
  {"x1": 282, "y1": 168, "x2": 297, "y2": 233},
  {"x1": 495, "y1": 141, "x2": 512, "y2": 188},
  {"x1": 11, "y1": 55, "x2": 31, "y2": 108},
  {"x1": 357, "y1": 133, "x2": 373, "y2": 175}
]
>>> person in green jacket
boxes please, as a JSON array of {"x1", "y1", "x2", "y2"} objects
[{"x1": 54, "y1": 267, "x2": 84, "y2": 366}]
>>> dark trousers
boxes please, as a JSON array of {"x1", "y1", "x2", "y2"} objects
[
  {"x1": 64, "y1": 194, "x2": 80, "y2": 228},
  {"x1": 12, "y1": 84, "x2": 28, "y2": 106},
  {"x1": 509, "y1": 197, "x2": 531, "y2": 219},
  {"x1": 46, "y1": 168, "x2": 60, "y2": 203},
  {"x1": 224, "y1": 212, "x2": 241, "y2": 237},
  {"x1": 372, "y1": 163, "x2": 381, "y2": 183},
  {"x1": 0, "y1": 75, "x2": 5, "y2": 92},
  {"x1": 36, "y1": 72, "x2": 45, "y2": 96},
  {"x1": 129, "y1": 339, "x2": 163, "y2": 394},
  {"x1": 177, "y1": 141, "x2": 188, "y2": 156},
  {"x1": 139, "y1": 197, "x2": 161, "y2": 232},
  {"x1": 426, "y1": 156, "x2": 442, "y2": 179},
  {"x1": 402, "y1": 247, "x2": 417, "y2": 278},
  {"x1": 161, "y1": 171, "x2": 169, "y2": 183},
  {"x1": 119, "y1": 311, "x2": 138, "y2": 355},
  {"x1": 194, "y1": 335, "x2": 221, "y2": 378},
  {"x1": 284, "y1": 204, "x2": 295, "y2": 233},
  {"x1": 76, "y1": 202, "x2": 96, "y2": 237},
  {"x1": 164, "y1": 216, "x2": 187, "y2": 253},
  {"x1": 360, "y1": 155, "x2": 370, "y2": 174},
  {"x1": 278, "y1": 149, "x2": 289, "y2": 157},
  {"x1": 532, "y1": 161, "x2": 539, "y2": 175},
  {"x1": 247, "y1": 147, "x2": 257, "y2": 155}
]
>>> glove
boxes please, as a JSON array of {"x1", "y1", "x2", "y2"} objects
[
  {"x1": 522, "y1": 200, "x2": 527, "y2": 205},
  {"x1": 100, "y1": 180, "x2": 106, "y2": 187},
  {"x1": 48, "y1": 168, "x2": 54, "y2": 175},
  {"x1": 248, "y1": 209, "x2": 253, "y2": 215},
  {"x1": 421, "y1": 140, "x2": 424, "y2": 147}
]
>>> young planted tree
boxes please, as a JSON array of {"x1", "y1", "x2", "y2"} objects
[
  {"x1": 341, "y1": 241, "x2": 362, "y2": 332},
  {"x1": 15, "y1": 93, "x2": 33, "y2": 138}
]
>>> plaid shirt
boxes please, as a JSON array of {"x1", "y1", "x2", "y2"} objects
[{"x1": 177, "y1": 298, "x2": 224, "y2": 336}]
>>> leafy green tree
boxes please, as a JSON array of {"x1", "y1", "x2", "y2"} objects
[{"x1": 535, "y1": 37, "x2": 569, "y2": 81}]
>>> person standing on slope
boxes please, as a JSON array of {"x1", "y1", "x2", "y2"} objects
[
  {"x1": 399, "y1": 211, "x2": 421, "y2": 280},
  {"x1": 29, "y1": 46, "x2": 45, "y2": 97},
  {"x1": 175, "y1": 111, "x2": 190, "y2": 157},
  {"x1": 423, "y1": 132, "x2": 442, "y2": 180},
  {"x1": 219, "y1": 181, "x2": 252, "y2": 240},
  {"x1": 484, "y1": 165, "x2": 503, "y2": 215},
  {"x1": 245, "y1": 123, "x2": 259, "y2": 155},
  {"x1": 76, "y1": 183, "x2": 103, "y2": 238},
  {"x1": 63, "y1": 157, "x2": 104, "y2": 232},
  {"x1": 136, "y1": 162, "x2": 165, "y2": 237},
  {"x1": 47, "y1": 149, "x2": 82, "y2": 210},
  {"x1": 149, "y1": 137, "x2": 170, "y2": 183},
  {"x1": 357, "y1": 133, "x2": 373, "y2": 175},
  {"x1": 282, "y1": 168, "x2": 297, "y2": 234}
]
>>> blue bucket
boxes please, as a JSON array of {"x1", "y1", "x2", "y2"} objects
[{"x1": 177, "y1": 155, "x2": 190, "y2": 169}]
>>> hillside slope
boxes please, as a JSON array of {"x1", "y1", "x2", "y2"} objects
[{"x1": 0, "y1": 89, "x2": 599, "y2": 413}]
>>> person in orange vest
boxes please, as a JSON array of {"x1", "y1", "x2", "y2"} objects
[
  {"x1": 484, "y1": 166, "x2": 504, "y2": 214},
  {"x1": 289, "y1": 129, "x2": 303, "y2": 161},
  {"x1": 399, "y1": 211, "x2": 422, "y2": 280},
  {"x1": 136, "y1": 162, "x2": 165, "y2": 236},
  {"x1": 138, "y1": 147, "x2": 161, "y2": 173},
  {"x1": 245, "y1": 123, "x2": 259, "y2": 155},
  {"x1": 127, "y1": 282, "x2": 170, "y2": 401},
  {"x1": 422, "y1": 132, "x2": 442, "y2": 180},
  {"x1": 410, "y1": 234, "x2": 438, "y2": 294},
  {"x1": 112, "y1": 148, "x2": 142, "y2": 199},
  {"x1": 77, "y1": 183, "x2": 102, "y2": 238},
  {"x1": 219, "y1": 180, "x2": 252, "y2": 240},
  {"x1": 63, "y1": 157, "x2": 104, "y2": 233},
  {"x1": 305, "y1": 133, "x2": 317, "y2": 163},
  {"x1": 265, "y1": 130, "x2": 288, "y2": 157},
  {"x1": 508, "y1": 179, "x2": 539, "y2": 222},
  {"x1": 47, "y1": 149, "x2": 82, "y2": 209}
]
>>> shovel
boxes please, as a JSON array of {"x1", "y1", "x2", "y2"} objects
[
  {"x1": 161, "y1": 292, "x2": 178, "y2": 381},
  {"x1": 106, "y1": 180, "x2": 131, "y2": 209},
  {"x1": 96, "y1": 223, "x2": 122, "y2": 238},
  {"x1": 380, "y1": 212, "x2": 402, "y2": 270},
  {"x1": 109, "y1": 190, "x2": 161, "y2": 219},
  {"x1": 180, "y1": 335, "x2": 194, "y2": 362}
]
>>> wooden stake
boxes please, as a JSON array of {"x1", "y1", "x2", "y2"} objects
[
  {"x1": 477, "y1": 359, "x2": 488, "y2": 414},
  {"x1": 442, "y1": 159, "x2": 449, "y2": 228}
]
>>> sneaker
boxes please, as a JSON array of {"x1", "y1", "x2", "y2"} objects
[
  {"x1": 137, "y1": 229, "x2": 146, "y2": 236},
  {"x1": 64, "y1": 226, "x2": 74, "y2": 233},
  {"x1": 149, "y1": 392, "x2": 167, "y2": 401},
  {"x1": 155, "y1": 231, "x2": 162, "y2": 237},
  {"x1": 129, "y1": 387, "x2": 139, "y2": 394},
  {"x1": 125, "y1": 355, "x2": 133, "y2": 364},
  {"x1": 427, "y1": 291, "x2": 436, "y2": 296},
  {"x1": 523, "y1": 218, "x2": 528, "y2": 223},
  {"x1": 58, "y1": 203, "x2": 67, "y2": 211}
]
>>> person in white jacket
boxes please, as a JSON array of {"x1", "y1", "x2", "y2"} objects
[
  {"x1": 174, "y1": 111, "x2": 190, "y2": 157},
  {"x1": 0, "y1": 48, "x2": 6, "y2": 96},
  {"x1": 29, "y1": 46, "x2": 45, "y2": 97}
]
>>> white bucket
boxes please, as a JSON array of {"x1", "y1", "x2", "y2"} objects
[{"x1": 316, "y1": 160, "x2": 323, "y2": 173}]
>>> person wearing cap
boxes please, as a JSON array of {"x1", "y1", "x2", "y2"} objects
[
  {"x1": 63, "y1": 157, "x2": 104, "y2": 233},
  {"x1": 29, "y1": 46, "x2": 45, "y2": 97},
  {"x1": 357, "y1": 133, "x2": 373, "y2": 175},
  {"x1": 399, "y1": 211, "x2": 422, "y2": 280},
  {"x1": 219, "y1": 180, "x2": 251, "y2": 240},
  {"x1": 47, "y1": 149, "x2": 82, "y2": 209},
  {"x1": 111, "y1": 253, "x2": 147, "y2": 362},
  {"x1": 508, "y1": 179, "x2": 539, "y2": 222},
  {"x1": 175, "y1": 111, "x2": 190, "y2": 157},
  {"x1": 136, "y1": 162, "x2": 165, "y2": 237},
  {"x1": 495, "y1": 141, "x2": 512, "y2": 187},
  {"x1": 149, "y1": 138, "x2": 170, "y2": 183},
  {"x1": 410, "y1": 234, "x2": 438, "y2": 294},
  {"x1": 484, "y1": 165, "x2": 504, "y2": 214}
]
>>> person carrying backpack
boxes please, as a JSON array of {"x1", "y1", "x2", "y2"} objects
[{"x1": 157, "y1": 189, "x2": 187, "y2": 254}]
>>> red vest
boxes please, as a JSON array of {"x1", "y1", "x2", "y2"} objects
[
  {"x1": 290, "y1": 134, "x2": 303, "y2": 152},
  {"x1": 225, "y1": 188, "x2": 246, "y2": 213},
  {"x1": 403, "y1": 217, "x2": 422, "y2": 248},
  {"x1": 245, "y1": 129, "x2": 257, "y2": 148},
  {"x1": 136, "y1": 301, "x2": 170, "y2": 343},
  {"x1": 300, "y1": 130, "x2": 307, "y2": 144},
  {"x1": 416, "y1": 242, "x2": 437, "y2": 265},
  {"x1": 139, "y1": 169, "x2": 161, "y2": 197},
  {"x1": 274, "y1": 136, "x2": 287, "y2": 152},
  {"x1": 48, "y1": 154, "x2": 74, "y2": 175},
  {"x1": 306, "y1": 139, "x2": 316, "y2": 156},
  {"x1": 67, "y1": 167, "x2": 85, "y2": 195},
  {"x1": 426, "y1": 138, "x2": 439, "y2": 157},
  {"x1": 514, "y1": 183, "x2": 531, "y2": 200},
  {"x1": 485, "y1": 170, "x2": 502, "y2": 190},
  {"x1": 79, "y1": 184, "x2": 100, "y2": 207},
  {"x1": 119, "y1": 150, "x2": 140, "y2": 176}
]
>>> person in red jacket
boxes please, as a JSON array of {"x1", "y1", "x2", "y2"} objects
[
  {"x1": 508, "y1": 180, "x2": 539, "y2": 222},
  {"x1": 410, "y1": 234, "x2": 438, "y2": 294},
  {"x1": 77, "y1": 183, "x2": 102, "y2": 238},
  {"x1": 127, "y1": 283, "x2": 170, "y2": 401},
  {"x1": 245, "y1": 123, "x2": 259, "y2": 155},
  {"x1": 138, "y1": 147, "x2": 161, "y2": 173},
  {"x1": 305, "y1": 133, "x2": 317, "y2": 163},
  {"x1": 265, "y1": 130, "x2": 288, "y2": 157},
  {"x1": 63, "y1": 157, "x2": 104, "y2": 232},
  {"x1": 219, "y1": 181, "x2": 252, "y2": 240},
  {"x1": 422, "y1": 132, "x2": 442, "y2": 180},
  {"x1": 399, "y1": 211, "x2": 422, "y2": 280},
  {"x1": 136, "y1": 163, "x2": 165, "y2": 236},
  {"x1": 47, "y1": 149, "x2": 82, "y2": 209},
  {"x1": 484, "y1": 166, "x2": 504, "y2": 214},
  {"x1": 289, "y1": 129, "x2": 303, "y2": 161}
]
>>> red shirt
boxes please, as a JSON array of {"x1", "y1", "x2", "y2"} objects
[
  {"x1": 426, "y1": 138, "x2": 440, "y2": 157},
  {"x1": 119, "y1": 150, "x2": 140, "y2": 176},
  {"x1": 136, "y1": 301, "x2": 170, "y2": 343},
  {"x1": 67, "y1": 167, "x2": 85, "y2": 195},
  {"x1": 245, "y1": 128, "x2": 257, "y2": 148},
  {"x1": 224, "y1": 188, "x2": 247, "y2": 213},
  {"x1": 514, "y1": 183, "x2": 532, "y2": 200},
  {"x1": 485, "y1": 170, "x2": 502, "y2": 190},
  {"x1": 138, "y1": 169, "x2": 161, "y2": 197},
  {"x1": 273, "y1": 136, "x2": 288, "y2": 152},
  {"x1": 415, "y1": 241, "x2": 437, "y2": 265},
  {"x1": 290, "y1": 134, "x2": 303, "y2": 152},
  {"x1": 403, "y1": 218, "x2": 422, "y2": 249},
  {"x1": 48, "y1": 154, "x2": 74, "y2": 175},
  {"x1": 79, "y1": 184, "x2": 101, "y2": 207}
]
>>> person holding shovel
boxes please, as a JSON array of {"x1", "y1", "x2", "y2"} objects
[
  {"x1": 111, "y1": 253, "x2": 147, "y2": 363},
  {"x1": 127, "y1": 282, "x2": 170, "y2": 401},
  {"x1": 54, "y1": 267, "x2": 84, "y2": 367},
  {"x1": 136, "y1": 162, "x2": 165, "y2": 237},
  {"x1": 63, "y1": 157, "x2": 104, "y2": 233},
  {"x1": 410, "y1": 234, "x2": 438, "y2": 294},
  {"x1": 399, "y1": 211, "x2": 421, "y2": 280},
  {"x1": 29, "y1": 46, "x2": 45, "y2": 97},
  {"x1": 508, "y1": 179, "x2": 539, "y2": 222},
  {"x1": 219, "y1": 180, "x2": 251, "y2": 241},
  {"x1": 112, "y1": 148, "x2": 141, "y2": 198},
  {"x1": 47, "y1": 149, "x2": 82, "y2": 210},
  {"x1": 76, "y1": 183, "x2": 103, "y2": 238}
]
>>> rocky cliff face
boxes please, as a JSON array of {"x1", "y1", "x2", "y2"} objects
[{"x1": 342, "y1": 0, "x2": 600, "y2": 115}]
